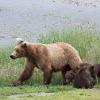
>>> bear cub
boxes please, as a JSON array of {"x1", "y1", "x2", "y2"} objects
[{"x1": 73, "y1": 63, "x2": 96, "y2": 89}]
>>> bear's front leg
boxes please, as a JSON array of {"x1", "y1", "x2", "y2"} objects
[
  {"x1": 13, "y1": 62, "x2": 34, "y2": 86},
  {"x1": 61, "y1": 65, "x2": 71, "y2": 85},
  {"x1": 43, "y1": 69, "x2": 52, "y2": 85}
]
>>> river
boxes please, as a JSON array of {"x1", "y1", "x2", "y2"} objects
[{"x1": 0, "y1": 0, "x2": 100, "y2": 46}]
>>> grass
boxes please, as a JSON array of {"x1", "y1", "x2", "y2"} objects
[
  {"x1": 0, "y1": 85, "x2": 100, "y2": 100},
  {"x1": 0, "y1": 26, "x2": 100, "y2": 99},
  {"x1": 38, "y1": 26, "x2": 100, "y2": 63}
]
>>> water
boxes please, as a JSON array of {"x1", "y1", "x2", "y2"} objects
[{"x1": 0, "y1": 0, "x2": 100, "y2": 46}]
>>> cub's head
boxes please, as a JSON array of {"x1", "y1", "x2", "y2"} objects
[
  {"x1": 65, "y1": 70, "x2": 76, "y2": 84},
  {"x1": 79, "y1": 63, "x2": 96, "y2": 78},
  {"x1": 79, "y1": 63, "x2": 97, "y2": 85},
  {"x1": 10, "y1": 38, "x2": 28, "y2": 59},
  {"x1": 73, "y1": 63, "x2": 96, "y2": 89}
]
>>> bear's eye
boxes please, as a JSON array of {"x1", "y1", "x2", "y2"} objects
[{"x1": 16, "y1": 49, "x2": 19, "y2": 53}]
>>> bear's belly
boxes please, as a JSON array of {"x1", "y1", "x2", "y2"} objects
[
  {"x1": 51, "y1": 55, "x2": 68, "y2": 70},
  {"x1": 47, "y1": 45, "x2": 68, "y2": 70}
]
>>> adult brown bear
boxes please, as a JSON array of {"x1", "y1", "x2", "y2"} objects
[{"x1": 10, "y1": 38, "x2": 82, "y2": 85}]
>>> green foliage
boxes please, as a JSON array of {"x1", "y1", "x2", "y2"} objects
[{"x1": 38, "y1": 27, "x2": 100, "y2": 63}]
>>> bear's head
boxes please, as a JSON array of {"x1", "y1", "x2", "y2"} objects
[
  {"x1": 65, "y1": 70, "x2": 76, "y2": 84},
  {"x1": 10, "y1": 38, "x2": 28, "y2": 59},
  {"x1": 73, "y1": 63, "x2": 96, "y2": 88},
  {"x1": 79, "y1": 63, "x2": 96, "y2": 81}
]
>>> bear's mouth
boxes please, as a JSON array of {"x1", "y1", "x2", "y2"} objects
[{"x1": 10, "y1": 55, "x2": 16, "y2": 59}]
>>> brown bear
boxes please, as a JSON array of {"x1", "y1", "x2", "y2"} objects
[
  {"x1": 65, "y1": 70, "x2": 76, "y2": 84},
  {"x1": 10, "y1": 38, "x2": 82, "y2": 85},
  {"x1": 73, "y1": 63, "x2": 96, "y2": 89}
]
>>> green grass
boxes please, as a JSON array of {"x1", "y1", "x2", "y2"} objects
[
  {"x1": 0, "y1": 85, "x2": 100, "y2": 100},
  {"x1": 38, "y1": 26, "x2": 100, "y2": 63},
  {"x1": 0, "y1": 26, "x2": 100, "y2": 99}
]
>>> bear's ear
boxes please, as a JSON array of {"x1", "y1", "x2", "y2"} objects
[
  {"x1": 16, "y1": 38, "x2": 24, "y2": 45},
  {"x1": 89, "y1": 65, "x2": 95, "y2": 72},
  {"x1": 21, "y1": 41, "x2": 28, "y2": 48}
]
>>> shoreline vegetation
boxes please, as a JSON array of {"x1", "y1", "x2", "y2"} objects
[{"x1": 0, "y1": 26, "x2": 100, "y2": 100}]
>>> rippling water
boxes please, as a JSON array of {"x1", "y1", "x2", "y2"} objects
[{"x1": 0, "y1": 0, "x2": 100, "y2": 46}]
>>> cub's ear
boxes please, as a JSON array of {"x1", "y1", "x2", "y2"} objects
[
  {"x1": 78, "y1": 67, "x2": 86, "y2": 73},
  {"x1": 16, "y1": 38, "x2": 24, "y2": 44},
  {"x1": 89, "y1": 65, "x2": 95, "y2": 72}
]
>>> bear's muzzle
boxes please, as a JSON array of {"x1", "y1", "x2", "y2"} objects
[{"x1": 10, "y1": 55, "x2": 16, "y2": 59}]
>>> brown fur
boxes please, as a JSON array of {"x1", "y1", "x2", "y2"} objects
[
  {"x1": 10, "y1": 40, "x2": 82, "y2": 85},
  {"x1": 65, "y1": 63, "x2": 99, "y2": 85},
  {"x1": 61, "y1": 65, "x2": 71, "y2": 84},
  {"x1": 94, "y1": 64, "x2": 100, "y2": 78},
  {"x1": 65, "y1": 70, "x2": 76, "y2": 84},
  {"x1": 73, "y1": 63, "x2": 96, "y2": 89}
]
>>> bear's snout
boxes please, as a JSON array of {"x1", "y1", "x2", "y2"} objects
[{"x1": 10, "y1": 55, "x2": 16, "y2": 59}]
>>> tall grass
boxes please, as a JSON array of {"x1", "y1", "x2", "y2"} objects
[
  {"x1": 0, "y1": 46, "x2": 24, "y2": 86},
  {"x1": 38, "y1": 27, "x2": 100, "y2": 63}
]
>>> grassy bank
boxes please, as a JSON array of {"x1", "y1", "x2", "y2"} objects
[
  {"x1": 0, "y1": 26, "x2": 100, "y2": 99},
  {"x1": 0, "y1": 85, "x2": 100, "y2": 100}
]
